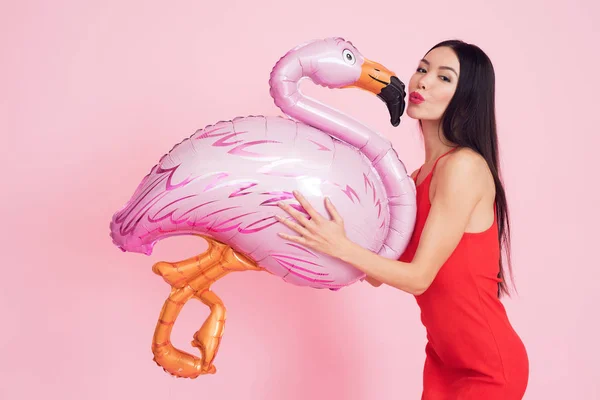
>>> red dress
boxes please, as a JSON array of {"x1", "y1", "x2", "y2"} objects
[{"x1": 399, "y1": 149, "x2": 529, "y2": 399}]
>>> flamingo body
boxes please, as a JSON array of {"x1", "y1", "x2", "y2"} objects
[{"x1": 110, "y1": 115, "x2": 404, "y2": 289}]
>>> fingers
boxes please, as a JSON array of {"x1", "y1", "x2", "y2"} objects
[
  {"x1": 324, "y1": 197, "x2": 343, "y2": 224},
  {"x1": 277, "y1": 200, "x2": 313, "y2": 229},
  {"x1": 291, "y1": 191, "x2": 323, "y2": 222},
  {"x1": 275, "y1": 214, "x2": 311, "y2": 238},
  {"x1": 277, "y1": 232, "x2": 307, "y2": 244}
]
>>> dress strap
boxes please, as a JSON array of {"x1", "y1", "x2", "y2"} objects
[
  {"x1": 415, "y1": 147, "x2": 458, "y2": 185},
  {"x1": 414, "y1": 167, "x2": 423, "y2": 183},
  {"x1": 431, "y1": 147, "x2": 458, "y2": 175}
]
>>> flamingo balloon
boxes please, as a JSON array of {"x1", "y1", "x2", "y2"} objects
[{"x1": 109, "y1": 37, "x2": 416, "y2": 378}]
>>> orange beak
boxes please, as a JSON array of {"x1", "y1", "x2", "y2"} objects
[
  {"x1": 348, "y1": 58, "x2": 397, "y2": 94},
  {"x1": 346, "y1": 58, "x2": 406, "y2": 127}
]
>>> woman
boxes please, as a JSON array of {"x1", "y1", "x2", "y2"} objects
[{"x1": 274, "y1": 40, "x2": 529, "y2": 399}]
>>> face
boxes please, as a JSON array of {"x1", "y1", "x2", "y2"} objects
[{"x1": 406, "y1": 46, "x2": 460, "y2": 121}]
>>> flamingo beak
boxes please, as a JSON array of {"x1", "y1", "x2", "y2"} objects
[{"x1": 347, "y1": 59, "x2": 406, "y2": 127}]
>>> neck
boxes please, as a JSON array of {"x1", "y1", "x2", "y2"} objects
[{"x1": 420, "y1": 119, "x2": 455, "y2": 165}]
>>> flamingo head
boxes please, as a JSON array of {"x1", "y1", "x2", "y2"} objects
[{"x1": 294, "y1": 37, "x2": 406, "y2": 126}]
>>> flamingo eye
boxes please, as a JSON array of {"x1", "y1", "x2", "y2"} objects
[{"x1": 342, "y1": 49, "x2": 356, "y2": 65}]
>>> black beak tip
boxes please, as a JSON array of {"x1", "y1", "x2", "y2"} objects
[{"x1": 377, "y1": 75, "x2": 407, "y2": 127}]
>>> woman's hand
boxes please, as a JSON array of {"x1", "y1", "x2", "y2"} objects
[{"x1": 275, "y1": 190, "x2": 351, "y2": 259}]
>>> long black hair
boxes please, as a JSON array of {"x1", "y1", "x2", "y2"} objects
[{"x1": 422, "y1": 40, "x2": 514, "y2": 298}]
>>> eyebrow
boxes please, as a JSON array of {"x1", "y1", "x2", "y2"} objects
[{"x1": 420, "y1": 58, "x2": 458, "y2": 77}]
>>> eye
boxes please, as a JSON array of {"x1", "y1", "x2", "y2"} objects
[
  {"x1": 417, "y1": 67, "x2": 427, "y2": 73},
  {"x1": 342, "y1": 49, "x2": 356, "y2": 65},
  {"x1": 440, "y1": 76, "x2": 451, "y2": 82}
]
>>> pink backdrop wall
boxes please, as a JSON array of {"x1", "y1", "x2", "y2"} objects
[{"x1": 2, "y1": 0, "x2": 598, "y2": 399}]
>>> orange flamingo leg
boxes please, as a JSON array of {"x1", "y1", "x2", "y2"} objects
[
  {"x1": 151, "y1": 235, "x2": 228, "y2": 288},
  {"x1": 190, "y1": 289, "x2": 225, "y2": 373},
  {"x1": 150, "y1": 236, "x2": 262, "y2": 378}
]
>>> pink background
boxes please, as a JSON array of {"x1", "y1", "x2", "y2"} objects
[{"x1": 2, "y1": 0, "x2": 599, "y2": 399}]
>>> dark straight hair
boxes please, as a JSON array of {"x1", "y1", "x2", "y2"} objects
[{"x1": 422, "y1": 40, "x2": 514, "y2": 298}]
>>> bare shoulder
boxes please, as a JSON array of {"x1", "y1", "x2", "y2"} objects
[
  {"x1": 437, "y1": 148, "x2": 488, "y2": 182},
  {"x1": 433, "y1": 148, "x2": 491, "y2": 199}
]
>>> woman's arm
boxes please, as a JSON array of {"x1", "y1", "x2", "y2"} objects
[
  {"x1": 338, "y1": 151, "x2": 486, "y2": 295},
  {"x1": 364, "y1": 276, "x2": 383, "y2": 287}
]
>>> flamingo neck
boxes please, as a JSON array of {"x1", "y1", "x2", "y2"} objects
[{"x1": 268, "y1": 53, "x2": 392, "y2": 164}]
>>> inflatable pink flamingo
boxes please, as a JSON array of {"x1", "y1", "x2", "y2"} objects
[{"x1": 110, "y1": 37, "x2": 416, "y2": 378}]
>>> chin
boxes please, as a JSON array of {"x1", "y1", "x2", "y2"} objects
[
  {"x1": 407, "y1": 106, "x2": 442, "y2": 122},
  {"x1": 406, "y1": 105, "x2": 422, "y2": 120}
]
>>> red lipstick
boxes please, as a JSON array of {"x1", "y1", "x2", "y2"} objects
[{"x1": 409, "y1": 92, "x2": 424, "y2": 104}]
